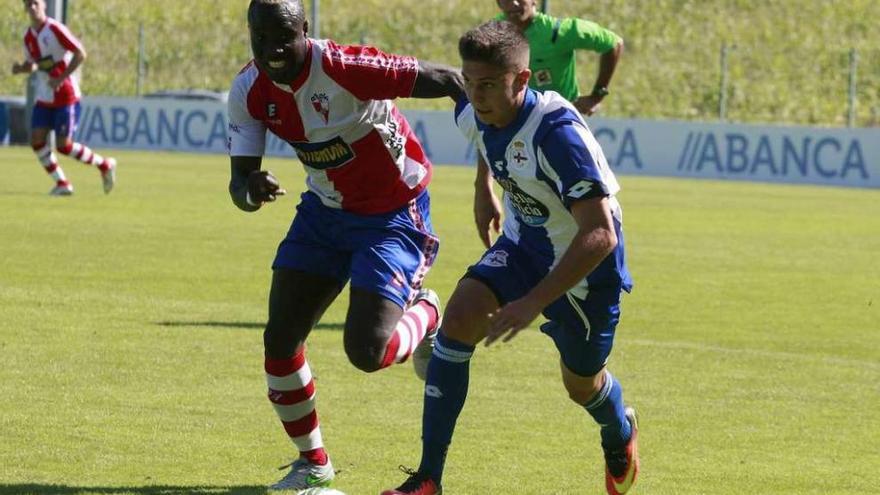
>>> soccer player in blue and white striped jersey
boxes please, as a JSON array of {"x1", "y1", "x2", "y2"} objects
[{"x1": 384, "y1": 19, "x2": 639, "y2": 495}]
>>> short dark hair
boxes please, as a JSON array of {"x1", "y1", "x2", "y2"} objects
[
  {"x1": 458, "y1": 20, "x2": 529, "y2": 70},
  {"x1": 248, "y1": 0, "x2": 305, "y2": 25}
]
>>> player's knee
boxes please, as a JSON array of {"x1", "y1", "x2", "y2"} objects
[
  {"x1": 262, "y1": 320, "x2": 306, "y2": 360},
  {"x1": 567, "y1": 384, "x2": 601, "y2": 405},
  {"x1": 565, "y1": 375, "x2": 604, "y2": 405},
  {"x1": 344, "y1": 340, "x2": 386, "y2": 373},
  {"x1": 31, "y1": 141, "x2": 46, "y2": 152},
  {"x1": 437, "y1": 309, "x2": 483, "y2": 346},
  {"x1": 263, "y1": 332, "x2": 297, "y2": 360}
]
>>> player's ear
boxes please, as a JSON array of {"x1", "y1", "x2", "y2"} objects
[{"x1": 514, "y1": 68, "x2": 531, "y2": 90}]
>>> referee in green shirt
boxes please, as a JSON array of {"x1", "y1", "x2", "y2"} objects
[{"x1": 495, "y1": 0, "x2": 624, "y2": 115}]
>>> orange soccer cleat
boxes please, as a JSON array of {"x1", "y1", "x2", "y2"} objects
[{"x1": 605, "y1": 407, "x2": 640, "y2": 495}]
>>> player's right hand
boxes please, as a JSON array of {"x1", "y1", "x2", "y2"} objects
[
  {"x1": 247, "y1": 170, "x2": 287, "y2": 204},
  {"x1": 574, "y1": 95, "x2": 603, "y2": 116},
  {"x1": 474, "y1": 186, "x2": 502, "y2": 248}
]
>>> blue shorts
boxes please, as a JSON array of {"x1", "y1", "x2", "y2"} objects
[
  {"x1": 466, "y1": 236, "x2": 622, "y2": 377},
  {"x1": 274, "y1": 190, "x2": 439, "y2": 309},
  {"x1": 32, "y1": 102, "x2": 80, "y2": 139}
]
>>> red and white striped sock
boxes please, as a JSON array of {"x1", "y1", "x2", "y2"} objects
[
  {"x1": 57, "y1": 141, "x2": 110, "y2": 172},
  {"x1": 265, "y1": 350, "x2": 328, "y2": 466},
  {"x1": 380, "y1": 299, "x2": 441, "y2": 368},
  {"x1": 32, "y1": 142, "x2": 68, "y2": 185}
]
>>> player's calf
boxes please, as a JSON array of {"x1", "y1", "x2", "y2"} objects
[
  {"x1": 54, "y1": 141, "x2": 117, "y2": 194},
  {"x1": 344, "y1": 288, "x2": 440, "y2": 373},
  {"x1": 411, "y1": 288, "x2": 442, "y2": 380},
  {"x1": 264, "y1": 351, "x2": 331, "y2": 483},
  {"x1": 561, "y1": 359, "x2": 608, "y2": 405},
  {"x1": 56, "y1": 140, "x2": 109, "y2": 170},
  {"x1": 32, "y1": 141, "x2": 71, "y2": 192}
]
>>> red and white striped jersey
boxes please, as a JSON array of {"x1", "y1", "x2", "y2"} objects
[
  {"x1": 227, "y1": 39, "x2": 433, "y2": 215},
  {"x1": 22, "y1": 17, "x2": 83, "y2": 108}
]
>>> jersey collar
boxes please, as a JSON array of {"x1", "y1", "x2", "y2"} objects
[{"x1": 29, "y1": 20, "x2": 48, "y2": 35}]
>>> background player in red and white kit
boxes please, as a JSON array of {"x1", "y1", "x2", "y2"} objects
[
  {"x1": 11, "y1": 0, "x2": 116, "y2": 196},
  {"x1": 226, "y1": 0, "x2": 464, "y2": 490}
]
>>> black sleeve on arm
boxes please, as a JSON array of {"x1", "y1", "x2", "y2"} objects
[
  {"x1": 412, "y1": 60, "x2": 465, "y2": 101},
  {"x1": 229, "y1": 156, "x2": 262, "y2": 212}
]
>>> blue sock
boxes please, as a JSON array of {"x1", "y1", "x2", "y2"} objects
[
  {"x1": 418, "y1": 333, "x2": 474, "y2": 485},
  {"x1": 584, "y1": 370, "x2": 632, "y2": 451}
]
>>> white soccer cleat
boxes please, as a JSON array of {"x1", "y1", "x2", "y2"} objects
[
  {"x1": 411, "y1": 288, "x2": 442, "y2": 381},
  {"x1": 101, "y1": 158, "x2": 116, "y2": 194},
  {"x1": 49, "y1": 183, "x2": 74, "y2": 196},
  {"x1": 269, "y1": 457, "x2": 335, "y2": 491}
]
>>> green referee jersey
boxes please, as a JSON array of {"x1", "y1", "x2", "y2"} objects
[{"x1": 495, "y1": 12, "x2": 621, "y2": 101}]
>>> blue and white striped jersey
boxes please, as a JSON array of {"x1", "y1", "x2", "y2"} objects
[{"x1": 455, "y1": 89, "x2": 633, "y2": 296}]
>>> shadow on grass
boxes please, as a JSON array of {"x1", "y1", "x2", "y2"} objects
[
  {"x1": 0, "y1": 485, "x2": 266, "y2": 494},
  {"x1": 156, "y1": 321, "x2": 345, "y2": 331}
]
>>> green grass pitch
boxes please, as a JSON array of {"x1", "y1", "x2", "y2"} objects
[{"x1": 0, "y1": 147, "x2": 877, "y2": 495}]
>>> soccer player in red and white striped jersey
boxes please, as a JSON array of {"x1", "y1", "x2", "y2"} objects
[
  {"x1": 227, "y1": 0, "x2": 463, "y2": 491},
  {"x1": 12, "y1": 0, "x2": 116, "y2": 196}
]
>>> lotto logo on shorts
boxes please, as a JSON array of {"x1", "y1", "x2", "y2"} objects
[{"x1": 479, "y1": 250, "x2": 509, "y2": 268}]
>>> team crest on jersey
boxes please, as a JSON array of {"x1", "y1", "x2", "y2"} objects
[
  {"x1": 479, "y1": 250, "x2": 509, "y2": 268},
  {"x1": 506, "y1": 140, "x2": 529, "y2": 170},
  {"x1": 310, "y1": 92, "x2": 330, "y2": 124},
  {"x1": 534, "y1": 68, "x2": 552, "y2": 87}
]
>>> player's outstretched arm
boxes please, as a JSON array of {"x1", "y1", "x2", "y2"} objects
[
  {"x1": 229, "y1": 156, "x2": 286, "y2": 212},
  {"x1": 412, "y1": 60, "x2": 465, "y2": 101}
]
